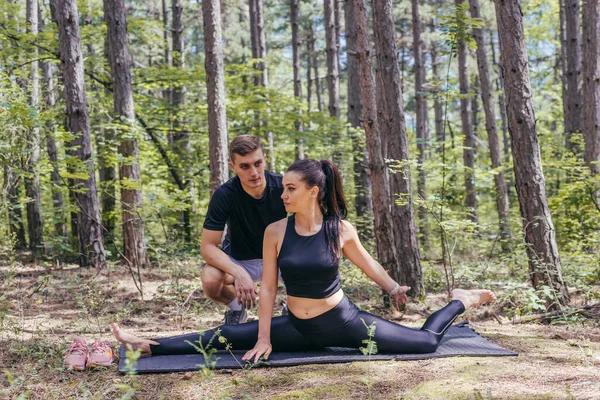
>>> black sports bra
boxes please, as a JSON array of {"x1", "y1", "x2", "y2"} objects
[{"x1": 277, "y1": 215, "x2": 341, "y2": 299}]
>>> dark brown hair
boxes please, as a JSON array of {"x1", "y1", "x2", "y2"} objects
[
  {"x1": 286, "y1": 158, "x2": 348, "y2": 259},
  {"x1": 229, "y1": 135, "x2": 264, "y2": 161}
]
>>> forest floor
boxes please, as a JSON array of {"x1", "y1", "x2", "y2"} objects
[{"x1": 1, "y1": 259, "x2": 599, "y2": 400}]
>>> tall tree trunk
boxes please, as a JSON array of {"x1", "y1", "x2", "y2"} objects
[
  {"x1": 412, "y1": 0, "x2": 429, "y2": 243},
  {"x1": 430, "y1": 23, "x2": 444, "y2": 153},
  {"x1": 309, "y1": 24, "x2": 324, "y2": 113},
  {"x1": 373, "y1": 0, "x2": 422, "y2": 297},
  {"x1": 559, "y1": 0, "x2": 569, "y2": 149},
  {"x1": 162, "y1": 0, "x2": 172, "y2": 105},
  {"x1": 455, "y1": 0, "x2": 478, "y2": 222},
  {"x1": 469, "y1": 0, "x2": 511, "y2": 247},
  {"x1": 172, "y1": 0, "x2": 192, "y2": 242},
  {"x1": 494, "y1": 0, "x2": 569, "y2": 308},
  {"x1": 98, "y1": 37, "x2": 117, "y2": 240},
  {"x1": 471, "y1": 73, "x2": 480, "y2": 142},
  {"x1": 582, "y1": 0, "x2": 600, "y2": 174},
  {"x1": 306, "y1": 30, "x2": 313, "y2": 112},
  {"x1": 564, "y1": 0, "x2": 582, "y2": 150},
  {"x1": 3, "y1": 166, "x2": 27, "y2": 249},
  {"x1": 249, "y1": 0, "x2": 274, "y2": 170},
  {"x1": 25, "y1": 0, "x2": 44, "y2": 256},
  {"x1": 353, "y1": 0, "x2": 400, "y2": 287},
  {"x1": 104, "y1": 0, "x2": 148, "y2": 267},
  {"x1": 344, "y1": 0, "x2": 373, "y2": 244},
  {"x1": 291, "y1": 0, "x2": 304, "y2": 160},
  {"x1": 53, "y1": 0, "x2": 106, "y2": 268},
  {"x1": 325, "y1": 0, "x2": 341, "y2": 165},
  {"x1": 490, "y1": 30, "x2": 512, "y2": 194},
  {"x1": 203, "y1": 0, "x2": 229, "y2": 194},
  {"x1": 40, "y1": 14, "x2": 67, "y2": 239}
]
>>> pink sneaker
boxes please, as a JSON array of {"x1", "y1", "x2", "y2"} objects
[
  {"x1": 86, "y1": 339, "x2": 114, "y2": 369},
  {"x1": 64, "y1": 337, "x2": 88, "y2": 371}
]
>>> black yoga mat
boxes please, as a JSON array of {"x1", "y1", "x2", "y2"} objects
[{"x1": 118, "y1": 323, "x2": 516, "y2": 374}]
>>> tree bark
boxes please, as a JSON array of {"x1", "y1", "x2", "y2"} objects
[
  {"x1": 25, "y1": 0, "x2": 44, "y2": 256},
  {"x1": 469, "y1": 0, "x2": 511, "y2": 246},
  {"x1": 104, "y1": 0, "x2": 148, "y2": 267},
  {"x1": 430, "y1": 22, "x2": 444, "y2": 153},
  {"x1": 494, "y1": 0, "x2": 569, "y2": 308},
  {"x1": 309, "y1": 24, "x2": 324, "y2": 113},
  {"x1": 162, "y1": 0, "x2": 172, "y2": 106},
  {"x1": 455, "y1": 0, "x2": 478, "y2": 222},
  {"x1": 564, "y1": 0, "x2": 582, "y2": 149},
  {"x1": 412, "y1": 0, "x2": 429, "y2": 243},
  {"x1": 372, "y1": 0, "x2": 422, "y2": 297},
  {"x1": 582, "y1": 0, "x2": 600, "y2": 174},
  {"x1": 53, "y1": 0, "x2": 106, "y2": 268},
  {"x1": 559, "y1": 0, "x2": 569, "y2": 148},
  {"x1": 344, "y1": 0, "x2": 373, "y2": 244},
  {"x1": 97, "y1": 37, "x2": 117, "y2": 240},
  {"x1": 203, "y1": 0, "x2": 229, "y2": 194},
  {"x1": 249, "y1": 0, "x2": 274, "y2": 170},
  {"x1": 40, "y1": 11, "x2": 67, "y2": 239},
  {"x1": 471, "y1": 73, "x2": 480, "y2": 143},
  {"x1": 490, "y1": 29, "x2": 512, "y2": 195},
  {"x1": 325, "y1": 0, "x2": 342, "y2": 166},
  {"x1": 172, "y1": 0, "x2": 192, "y2": 242},
  {"x1": 291, "y1": 0, "x2": 304, "y2": 160},
  {"x1": 353, "y1": 0, "x2": 400, "y2": 287},
  {"x1": 306, "y1": 31, "x2": 313, "y2": 112}
]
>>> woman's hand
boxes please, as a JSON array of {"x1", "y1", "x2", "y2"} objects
[
  {"x1": 242, "y1": 337, "x2": 272, "y2": 363},
  {"x1": 391, "y1": 286, "x2": 411, "y2": 311}
]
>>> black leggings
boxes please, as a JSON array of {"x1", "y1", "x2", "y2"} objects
[{"x1": 150, "y1": 296, "x2": 465, "y2": 355}]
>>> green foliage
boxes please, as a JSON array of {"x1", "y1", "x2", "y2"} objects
[
  {"x1": 359, "y1": 319, "x2": 378, "y2": 357},
  {"x1": 438, "y1": 3, "x2": 485, "y2": 55}
]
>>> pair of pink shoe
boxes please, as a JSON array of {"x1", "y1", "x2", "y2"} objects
[{"x1": 64, "y1": 337, "x2": 114, "y2": 371}]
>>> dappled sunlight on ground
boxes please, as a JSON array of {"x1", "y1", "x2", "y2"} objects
[{"x1": 1, "y1": 262, "x2": 599, "y2": 399}]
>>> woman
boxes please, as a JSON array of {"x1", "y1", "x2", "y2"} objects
[{"x1": 112, "y1": 159, "x2": 495, "y2": 361}]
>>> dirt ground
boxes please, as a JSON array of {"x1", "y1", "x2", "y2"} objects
[{"x1": 1, "y1": 262, "x2": 599, "y2": 399}]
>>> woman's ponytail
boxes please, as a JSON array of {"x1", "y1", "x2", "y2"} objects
[{"x1": 320, "y1": 160, "x2": 347, "y2": 260}]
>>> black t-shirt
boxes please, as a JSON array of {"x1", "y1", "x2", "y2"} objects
[{"x1": 203, "y1": 171, "x2": 287, "y2": 260}]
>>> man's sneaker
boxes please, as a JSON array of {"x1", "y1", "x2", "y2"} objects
[
  {"x1": 224, "y1": 309, "x2": 248, "y2": 324},
  {"x1": 86, "y1": 339, "x2": 114, "y2": 369},
  {"x1": 64, "y1": 337, "x2": 88, "y2": 371},
  {"x1": 280, "y1": 300, "x2": 289, "y2": 316}
]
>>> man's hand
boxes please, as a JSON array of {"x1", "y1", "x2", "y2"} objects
[
  {"x1": 391, "y1": 286, "x2": 411, "y2": 311},
  {"x1": 234, "y1": 269, "x2": 258, "y2": 309}
]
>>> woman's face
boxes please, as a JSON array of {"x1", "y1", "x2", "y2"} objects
[{"x1": 281, "y1": 171, "x2": 318, "y2": 213}]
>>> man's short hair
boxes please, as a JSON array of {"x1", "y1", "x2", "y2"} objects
[{"x1": 230, "y1": 135, "x2": 264, "y2": 161}]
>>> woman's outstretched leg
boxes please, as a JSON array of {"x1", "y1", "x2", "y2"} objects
[
  {"x1": 111, "y1": 316, "x2": 321, "y2": 356},
  {"x1": 311, "y1": 289, "x2": 496, "y2": 354}
]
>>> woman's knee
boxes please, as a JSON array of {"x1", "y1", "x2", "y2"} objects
[{"x1": 419, "y1": 332, "x2": 440, "y2": 353}]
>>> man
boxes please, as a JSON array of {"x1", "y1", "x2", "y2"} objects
[{"x1": 200, "y1": 135, "x2": 287, "y2": 324}]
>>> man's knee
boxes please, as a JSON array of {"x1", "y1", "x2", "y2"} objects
[
  {"x1": 201, "y1": 264, "x2": 233, "y2": 298},
  {"x1": 201, "y1": 264, "x2": 225, "y2": 292}
]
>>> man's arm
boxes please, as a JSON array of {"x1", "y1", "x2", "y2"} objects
[{"x1": 200, "y1": 228, "x2": 258, "y2": 308}]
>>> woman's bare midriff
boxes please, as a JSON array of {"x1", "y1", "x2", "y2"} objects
[{"x1": 286, "y1": 289, "x2": 344, "y2": 319}]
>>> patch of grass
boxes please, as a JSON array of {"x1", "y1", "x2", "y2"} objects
[{"x1": 269, "y1": 383, "x2": 352, "y2": 400}]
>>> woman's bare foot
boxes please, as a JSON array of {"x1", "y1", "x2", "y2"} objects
[
  {"x1": 451, "y1": 289, "x2": 497, "y2": 310},
  {"x1": 111, "y1": 322, "x2": 159, "y2": 356}
]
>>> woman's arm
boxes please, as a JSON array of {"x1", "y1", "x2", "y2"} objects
[
  {"x1": 242, "y1": 221, "x2": 281, "y2": 363},
  {"x1": 340, "y1": 221, "x2": 410, "y2": 310}
]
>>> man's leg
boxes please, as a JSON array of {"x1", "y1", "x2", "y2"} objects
[
  {"x1": 200, "y1": 264, "x2": 237, "y2": 304},
  {"x1": 200, "y1": 263, "x2": 248, "y2": 324}
]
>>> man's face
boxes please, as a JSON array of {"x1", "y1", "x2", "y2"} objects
[{"x1": 229, "y1": 149, "x2": 267, "y2": 190}]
